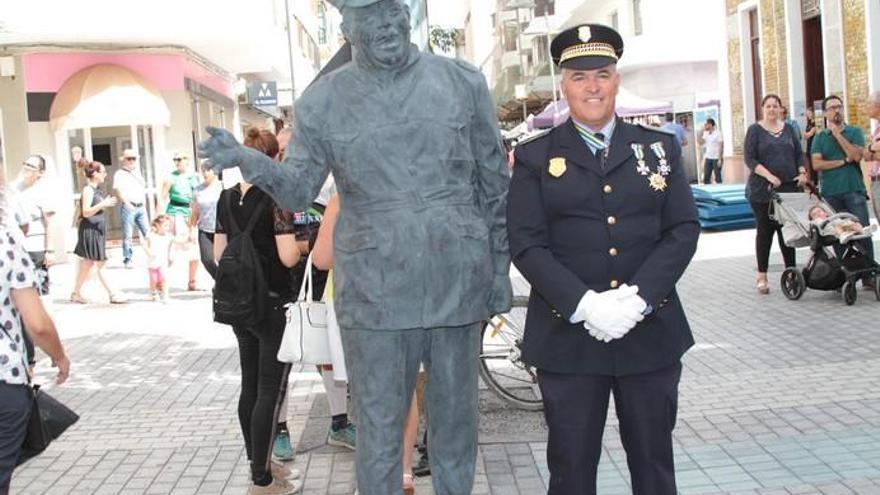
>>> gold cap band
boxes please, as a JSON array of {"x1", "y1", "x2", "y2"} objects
[{"x1": 559, "y1": 43, "x2": 618, "y2": 64}]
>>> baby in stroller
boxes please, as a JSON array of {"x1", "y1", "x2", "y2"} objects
[
  {"x1": 771, "y1": 190, "x2": 879, "y2": 304},
  {"x1": 807, "y1": 205, "x2": 878, "y2": 243}
]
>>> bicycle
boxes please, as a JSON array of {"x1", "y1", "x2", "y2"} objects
[{"x1": 478, "y1": 295, "x2": 543, "y2": 411}]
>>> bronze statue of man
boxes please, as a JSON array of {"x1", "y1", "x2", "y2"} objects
[{"x1": 199, "y1": 0, "x2": 512, "y2": 493}]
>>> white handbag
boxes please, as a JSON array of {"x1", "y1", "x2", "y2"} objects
[{"x1": 277, "y1": 254, "x2": 332, "y2": 365}]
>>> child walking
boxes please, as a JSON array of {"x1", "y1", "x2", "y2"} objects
[{"x1": 145, "y1": 215, "x2": 173, "y2": 302}]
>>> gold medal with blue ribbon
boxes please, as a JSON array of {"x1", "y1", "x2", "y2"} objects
[{"x1": 631, "y1": 143, "x2": 649, "y2": 175}]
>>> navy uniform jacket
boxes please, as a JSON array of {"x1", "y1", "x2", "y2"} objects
[{"x1": 507, "y1": 118, "x2": 700, "y2": 376}]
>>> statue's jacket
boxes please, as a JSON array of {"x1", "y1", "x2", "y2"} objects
[{"x1": 246, "y1": 45, "x2": 511, "y2": 331}]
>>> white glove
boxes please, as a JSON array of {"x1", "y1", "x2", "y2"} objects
[
  {"x1": 574, "y1": 284, "x2": 647, "y2": 341},
  {"x1": 587, "y1": 326, "x2": 613, "y2": 343}
]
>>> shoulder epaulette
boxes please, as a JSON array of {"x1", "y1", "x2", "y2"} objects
[
  {"x1": 637, "y1": 123, "x2": 675, "y2": 135},
  {"x1": 515, "y1": 129, "x2": 552, "y2": 147}
]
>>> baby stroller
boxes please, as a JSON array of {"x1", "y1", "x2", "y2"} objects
[{"x1": 769, "y1": 188, "x2": 879, "y2": 305}]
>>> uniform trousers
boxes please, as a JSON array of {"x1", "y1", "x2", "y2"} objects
[
  {"x1": 341, "y1": 323, "x2": 480, "y2": 495},
  {"x1": 538, "y1": 362, "x2": 682, "y2": 495}
]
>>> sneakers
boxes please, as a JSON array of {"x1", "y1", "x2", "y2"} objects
[
  {"x1": 273, "y1": 430, "x2": 295, "y2": 461},
  {"x1": 247, "y1": 478, "x2": 302, "y2": 495},
  {"x1": 327, "y1": 423, "x2": 357, "y2": 451},
  {"x1": 124, "y1": 261, "x2": 133, "y2": 269}
]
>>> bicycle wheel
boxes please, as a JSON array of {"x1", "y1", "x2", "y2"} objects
[{"x1": 478, "y1": 296, "x2": 543, "y2": 411}]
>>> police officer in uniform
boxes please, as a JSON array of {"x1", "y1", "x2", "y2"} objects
[{"x1": 507, "y1": 24, "x2": 700, "y2": 495}]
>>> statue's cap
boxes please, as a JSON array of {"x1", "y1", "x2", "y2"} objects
[{"x1": 325, "y1": 0, "x2": 385, "y2": 9}]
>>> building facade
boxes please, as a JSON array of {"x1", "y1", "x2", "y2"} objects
[
  {"x1": 0, "y1": 0, "x2": 325, "y2": 257},
  {"x1": 723, "y1": 0, "x2": 880, "y2": 159}
]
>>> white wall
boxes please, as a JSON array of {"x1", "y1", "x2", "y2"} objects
[{"x1": 622, "y1": 62, "x2": 719, "y2": 112}]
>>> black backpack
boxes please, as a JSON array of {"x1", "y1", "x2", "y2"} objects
[{"x1": 213, "y1": 194, "x2": 271, "y2": 327}]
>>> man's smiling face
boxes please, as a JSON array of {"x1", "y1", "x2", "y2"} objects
[{"x1": 560, "y1": 64, "x2": 620, "y2": 128}]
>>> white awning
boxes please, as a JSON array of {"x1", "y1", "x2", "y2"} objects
[
  {"x1": 49, "y1": 64, "x2": 171, "y2": 131},
  {"x1": 522, "y1": 14, "x2": 563, "y2": 36}
]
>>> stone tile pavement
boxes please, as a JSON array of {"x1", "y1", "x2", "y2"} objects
[{"x1": 9, "y1": 236, "x2": 880, "y2": 494}]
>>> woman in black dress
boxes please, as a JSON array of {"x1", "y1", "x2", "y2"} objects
[
  {"x1": 744, "y1": 95, "x2": 808, "y2": 294},
  {"x1": 71, "y1": 161, "x2": 127, "y2": 304}
]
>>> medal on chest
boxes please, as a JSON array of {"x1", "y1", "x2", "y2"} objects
[
  {"x1": 641, "y1": 142, "x2": 669, "y2": 192},
  {"x1": 631, "y1": 143, "x2": 649, "y2": 175}
]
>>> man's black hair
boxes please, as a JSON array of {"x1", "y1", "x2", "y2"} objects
[{"x1": 822, "y1": 95, "x2": 843, "y2": 111}]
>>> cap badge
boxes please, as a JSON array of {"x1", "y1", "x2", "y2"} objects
[
  {"x1": 578, "y1": 26, "x2": 592, "y2": 43},
  {"x1": 548, "y1": 157, "x2": 567, "y2": 178}
]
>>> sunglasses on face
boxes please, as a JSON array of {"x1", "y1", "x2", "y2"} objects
[
  {"x1": 125, "y1": 157, "x2": 137, "y2": 161},
  {"x1": 826, "y1": 104, "x2": 842, "y2": 111},
  {"x1": 173, "y1": 158, "x2": 182, "y2": 162}
]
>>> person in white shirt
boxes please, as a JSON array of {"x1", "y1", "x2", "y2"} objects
[
  {"x1": 112, "y1": 148, "x2": 149, "y2": 268},
  {"x1": 9, "y1": 155, "x2": 56, "y2": 293},
  {"x1": 698, "y1": 118, "x2": 724, "y2": 184}
]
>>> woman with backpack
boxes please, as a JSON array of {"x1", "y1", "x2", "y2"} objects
[{"x1": 212, "y1": 128, "x2": 302, "y2": 495}]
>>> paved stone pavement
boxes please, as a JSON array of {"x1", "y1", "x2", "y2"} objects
[{"x1": 9, "y1": 233, "x2": 880, "y2": 495}]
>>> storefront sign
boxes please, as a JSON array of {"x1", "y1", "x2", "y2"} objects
[{"x1": 248, "y1": 82, "x2": 278, "y2": 107}]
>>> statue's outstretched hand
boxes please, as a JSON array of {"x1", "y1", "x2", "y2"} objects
[{"x1": 198, "y1": 126, "x2": 244, "y2": 172}]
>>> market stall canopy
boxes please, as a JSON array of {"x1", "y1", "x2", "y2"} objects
[
  {"x1": 49, "y1": 64, "x2": 171, "y2": 131},
  {"x1": 527, "y1": 87, "x2": 673, "y2": 130}
]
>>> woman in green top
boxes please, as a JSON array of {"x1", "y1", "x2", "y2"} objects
[{"x1": 161, "y1": 152, "x2": 201, "y2": 291}]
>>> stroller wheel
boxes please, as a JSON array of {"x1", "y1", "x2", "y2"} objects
[
  {"x1": 874, "y1": 274, "x2": 880, "y2": 302},
  {"x1": 842, "y1": 280, "x2": 857, "y2": 305},
  {"x1": 780, "y1": 268, "x2": 805, "y2": 300}
]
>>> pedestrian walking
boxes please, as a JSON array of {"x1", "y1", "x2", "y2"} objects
[
  {"x1": 191, "y1": 161, "x2": 222, "y2": 279},
  {"x1": 804, "y1": 107, "x2": 818, "y2": 181},
  {"x1": 199, "y1": 1, "x2": 512, "y2": 493},
  {"x1": 144, "y1": 215, "x2": 172, "y2": 302},
  {"x1": 783, "y1": 106, "x2": 803, "y2": 141},
  {"x1": 0, "y1": 211, "x2": 70, "y2": 495},
  {"x1": 744, "y1": 94, "x2": 807, "y2": 294},
  {"x1": 662, "y1": 112, "x2": 688, "y2": 147},
  {"x1": 306, "y1": 194, "x2": 357, "y2": 450},
  {"x1": 214, "y1": 128, "x2": 302, "y2": 495},
  {"x1": 863, "y1": 91, "x2": 880, "y2": 228},
  {"x1": 698, "y1": 118, "x2": 723, "y2": 184},
  {"x1": 8, "y1": 155, "x2": 56, "y2": 294},
  {"x1": 71, "y1": 161, "x2": 127, "y2": 304},
  {"x1": 811, "y1": 94, "x2": 875, "y2": 290},
  {"x1": 506, "y1": 24, "x2": 701, "y2": 495},
  {"x1": 112, "y1": 149, "x2": 149, "y2": 269},
  {"x1": 160, "y1": 152, "x2": 200, "y2": 290}
]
